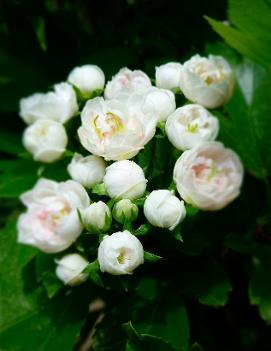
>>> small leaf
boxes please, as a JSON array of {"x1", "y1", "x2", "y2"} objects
[
  {"x1": 134, "y1": 223, "x2": 151, "y2": 236},
  {"x1": 92, "y1": 183, "x2": 108, "y2": 196},
  {"x1": 84, "y1": 259, "x2": 104, "y2": 287},
  {"x1": 144, "y1": 251, "x2": 162, "y2": 262},
  {"x1": 32, "y1": 17, "x2": 47, "y2": 52}
]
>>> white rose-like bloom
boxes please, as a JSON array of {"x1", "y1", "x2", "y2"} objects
[
  {"x1": 179, "y1": 55, "x2": 235, "y2": 109},
  {"x1": 144, "y1": 190, "x2": 186, "y2": 231},
  {"x1": 68, "y1": 65, "x2": 105, "y2": 96},
  {"x1": 78, "y1": 97, "x2": 156, "y2": 161},
  {"x1": 82, "y1": 201, "x2": 111, "y2": 233},
  {"x1": 165, "y1": 104, "x2": 219, "y2": 151},
  {"x1": 67, "y1": 153, "x2": 106, "y2": 188},
  {"x1": 104, "y1": 160, "x2": 147, "y2": 200},
  {"x1": 155, "y1": 62, "x2": 182, "y2": 91},
  {"x1": 98, "y1": 230, "x2": 144, "y2": 275},
  {"x1": 23, "y1": 119, "x2": 68, "y2": 163},
  {"x1": 144, "y1": 87, "x2": 176, "y2": 122},
  {"x1": 55, "y1": 253, "x2": 89, "y2": 286},
  {"x1": 17, "y1": 179, "x2": 90, "y2": 253},
  {"x1": 104, "y1": 67, "x2": 151, "y2": 99},
  {"x1": 173, "y1": 142, "x2": 244, "y2": 211},
  {"x1": 19, "y1": 82, "x2": 78, "y2": 124}
]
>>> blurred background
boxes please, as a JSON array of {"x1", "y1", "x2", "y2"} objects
[{"x1": 0, "y1": 0, "x2": 226, "y2": 131}]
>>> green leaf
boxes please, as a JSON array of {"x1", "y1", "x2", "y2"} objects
[
  {"x1": 0, "y1": 159, "x2": 39, "y2": 198},
  {"x1": 84, "y1": 259, "x2": 104, "y2": 287},
  {"x1": 216, "y1": 59, "x2": 271, "y2": 179},
  {"x1": 249, "y1": 256, "x2": 271, "y2": 322},
  {"x1": 0, "y1": 130, "x2": 24, "y2": 155},
  {"x1": 0, "y1": 216, "x2": 39, "y2": 329},
  {"x1": 32, "y1": 17, "x2": 47, "y2": 52},
  {"x1": 0, "y1": 216, "x2": 91, "y2": 350},
  {"x1": 36, "y1": 253, "x2": 62, "y2": 299},
  {"x1": 135, "y1": 278, "x2": 158, "y2": 301},
  {"x1": 228, "y1": 0, "x2": 271, "y2": 40},
  {"x1": 178, "y1": 258, "x2": 232, "y2": 307},
  {"x1": 0, "y1": 287, "x2": 91, "y2": 351},
  {"x1": 134, "y1": 223, "x2": 151, "y2": 236},
  {"x1": 144, "y1": 251, "x2": 162, "y2": 262},
  {"x1": 205, "y1": 17, "x2": 271, "y2": 68},
  {"x1": 91, "y1": 183, "x2": 108, "y2": 196},
  {"x1": 134, "y1": 296, "x2": 189, "y2": 351}
]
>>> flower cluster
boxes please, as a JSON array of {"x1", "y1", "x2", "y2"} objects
[{"x1": 17, "y1": 55, "x2": 243, "y2": 286}]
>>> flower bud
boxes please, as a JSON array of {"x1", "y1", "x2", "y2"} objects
[
  {"x1": 179, "y1": 54, "x2": 235, "y2": 109},
  {"x1": 165, "y1": 104, "x2": 219, "y2": 151},
  {"x1": 55, "y1": 253, "x2": 89, "y2": 286},
  {"x1": 98, "y1": 230, "x2": 144, "y2": 275},
  {"x1": 19, "y1": 82, "x2": 78, "y2": 124},
  {"x1": 83, "y1": 201, "x2": 111, "y2": 233},
  {"x1": 67, "y1": 65, "x2": 105, "y2": 96},
  {"x1": 144, "y1": 190, "x2": 186, "y2": 230},
  {"x1": 144, "y1": 87, "x2": 176, "y2": 122},
  {"x1": 173, "y1": 142, "x2": 244, "y2": 210},
  {"x1": 155, "y1": 62, "x2": 182, "y2": 91},
  {"x1": 104, "y1": 160, "x2": 147, "y2": 200},
  {"x1": 67, "y1": 153, "x2": 106, "y2": 188},
  {"x1": 23, "y1": 119, "x2": 68, "y2": 163},
  {"x1": 113, "y1": 199, "x2": 139, "y2": 224}
]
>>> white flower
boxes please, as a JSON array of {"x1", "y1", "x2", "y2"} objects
[
  {"x1": 67, "y1": 153, "x2": 106, "y2": 188},
  {"x1": 17, "y1": 179, "x2": 90, "y2": 253},
  {"x1": 144, "y1": 190, "x2": 186, "y2": 230},
  {"x1": 55, "y1": 253, "x2": 89, "y2": 286},
  {"x1": 104, "y1": 160, "x2": 147, "y2": 200},
  {"x1": 155, "y1": 62, "x2": 182, "y2": 91},
  {"x1": 165, "y1": 104, "x2": 219, "y2": 151},
  {"x1": 104, "y1": 67, "x2": 151, "y2": 99},
  {"x1": 113, "y1": 199, "x2": 139, "y2": 224},
  {"x1": 179, "y1": 55, "x2": 235, "y2": 108},
  {"x1": 173, "y1": 142, "x2": 244, "y2": 211},
  {"x1": 78, "y1": 97, "x2": 156, "y2": 161},
  {"x1": 19, "y1": 82, "x2": 78, "y2": 124},
  {"x1": 82, "y1": 201, "x2": 111, "y2": 233},
  {"x1": 67, "y1": 65, "x2": 105, "y2": 96},
  {"x1": 98, "y1": 230, "x2": 144, "y2": 275},
  {"x1": 23, "y1": 119, "x2": 68, "y2": 163},
  {"x1": 144, "y1": 87, "x2": 176, "y2": 122}
]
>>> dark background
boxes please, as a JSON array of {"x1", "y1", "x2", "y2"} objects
[{"x1": 0, "y1": 0, "x2": 226, "y2": 131}]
